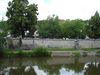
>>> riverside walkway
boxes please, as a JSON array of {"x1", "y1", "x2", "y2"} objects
[{"x1": 51, "y1": 51, "x2": 98, "y2": 57}]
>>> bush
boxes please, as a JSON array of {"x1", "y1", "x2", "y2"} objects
[{"x1": 32, "y1": 47, "x2": 51, "y2": 57}]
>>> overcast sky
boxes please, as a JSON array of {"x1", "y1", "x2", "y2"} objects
[{"x1": 0, "y1": 0, "x2": 100, "y2": 21}]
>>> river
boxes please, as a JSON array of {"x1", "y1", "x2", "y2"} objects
[{"x1": 0, "y1": 56, "x2": 100, "y2": 75}]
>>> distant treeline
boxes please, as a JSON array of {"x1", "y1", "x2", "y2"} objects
[
  {"x1": 37, "y1": 12, "x2": 100, "y2": 39},
  {"x1": 0, "y1": 11, "x2": 100, "y2": 39},
  {"x1": 0, "y1": 0, "x2": 100, "y2": 39}
]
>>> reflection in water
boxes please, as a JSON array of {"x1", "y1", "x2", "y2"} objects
[
  {"x1": 59, "y1": 67, "x2": 84, "y2": 75},
  {"x1": 33, "y1": 66, "x2": 47, "y2": 75},
  {"x1": 84, "y1": 62, "x2": 100, "y2": 75},
  {"x1": 0, "y1": 57, "x2": 100, "y2": 75}
]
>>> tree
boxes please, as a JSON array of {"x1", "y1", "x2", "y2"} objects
[
  {"x1": 0, "y1": 20, "x2": 7, "y2": 54},
  {"x1": 0, "y1": 21, "x2": 8, "y2": 32},
  {"x1": 0, "y1": 32, "x2": 6, "y2": 50},
  {"x1": 61, "y1": 19, "x2": 86, "y2": 39},
  {"x1": 0, "y1": 25, "x2": 7, "y2": 57},
  {"x1": 87, "y1": 11, "x2": 100, "y2": 39},
  {"x1": 6, "y1": 0, "x2": 38, "y2": 38},
  {"x1": 37, "y1": 15, "x2": 62, "y2": 38},
  {"x1": 0, "y1": 19, "x2": 8, "y2": 51},
  {"x1": 0, "y1": 17, "x2": 9, "y2": 33}
]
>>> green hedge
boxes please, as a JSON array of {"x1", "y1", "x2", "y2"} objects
[{"x1": 32, "y1": 47, "x2": 51, "y2": 57}]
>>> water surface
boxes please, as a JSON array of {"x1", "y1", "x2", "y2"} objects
[{"x1": 0, "y1": 56, "x2": 100, "y2": 75}]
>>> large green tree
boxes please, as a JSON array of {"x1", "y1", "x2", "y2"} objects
[
  {"x1": 61, "y1": 19, "x2": 86, "y2": 39},
  {"x1": 87, "y1": 11, "x2": 100, "y2": 39},
  {"x1": 37, "y1": 15, "x2": 62, "y2": 38},
  {"x1": 6, "y1": 0, "x2": 38, "y2": 37}
]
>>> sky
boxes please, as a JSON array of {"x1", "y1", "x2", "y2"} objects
[{"x1": 0, "y1": 0, "x2": 100, "y2": 21}]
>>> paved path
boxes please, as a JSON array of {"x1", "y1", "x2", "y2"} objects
[{"x1": 51, "y1": 50, "x2": 97, "y2": 56}]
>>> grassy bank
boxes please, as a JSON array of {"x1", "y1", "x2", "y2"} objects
[
  {"x1": 1, "y1": 47, "x2": 100, "y2": 58},
  {"x1": 5, "y1": 47, "x2": 100, "y2": 51},
  {"x1": 1, "y1": 47, "x2": 51, "y2": 58}
]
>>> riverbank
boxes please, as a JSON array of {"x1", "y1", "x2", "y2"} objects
[
  {"x1": 51, "y1": 50, "x2": 100, "y2": 57},
  {"x1": 1, "y1": 48, "x2": 100, "y2": 58}
]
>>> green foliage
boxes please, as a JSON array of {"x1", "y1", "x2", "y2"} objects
[
  {"x1": 17, "y1": 50, "x2": 32, "y2": 57},
  {"x1": 0, "y1": 21, "x2": 9, "y2": 32},
  {"x1": 0, "y1": 32, "x2": 7, "y2": 57},
  {"x1": 17, "y1": 50, "x2": 23, "y2": 57},
  {"x1": 37, "y1": 18, "x2": 87, "y2": 39},
  {"x1": 37, "y1": 15, "x2": 62, "y2": 38},
  {"x1": 32, "y1": 47, "x2": 51, "y2": 57},
  {"x1": 73, "y1": 52, "x2": 80, "y2": 57},
  {"x1": 0, "y1": 33, "x2": 6, "y2": 50},
  {"x1": 0, "y1": 20, "x2": 8, "y2": 57},
  {"x1": 6, "y1": 0, "x2": 38, "y2": 37},
  {"x1": 96, "y1": 50, "x2": 100, "y2": 56},
  {"x1": 82, "y1": 48, "x2": 97, "y2": 51},
  {"x1": 61, "y1": 19, "x2": 86, "y2": 39},
  {"x1": 4, "y1": 51, "x2": 17, "y2": 57},
  {"x1": 87, "y1": 11, "x2": 100, "y2": 39}
]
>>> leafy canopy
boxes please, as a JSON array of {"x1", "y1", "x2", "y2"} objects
[
  {"x1": 37, "y1": 15, "x2": 61, "y2": 38},
  {"x1": 6, "y1": 0, "x2": 38, "y2": 37},
  {"x1": 61, "y1": 19, "x2": 86, "y2": 39},
  {"x1": 87, "y1": 11, "x2": 100, "y2": 39}
]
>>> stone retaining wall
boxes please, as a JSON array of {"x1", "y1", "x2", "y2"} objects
[{"x1": 7, "y1": 38, "x2": 100, "y2": 49}]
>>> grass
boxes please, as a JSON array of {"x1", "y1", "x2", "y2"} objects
[
  {"x1": 3, "y1": 50, "x2": 33, "y2": 57},
  {"x1": 72, "y1": 52, "x2": 80, "y2": 57},
  {"x1": 82, "y1": 48, "x2": 97, "y2": 51},
  {"x1": 2, "y1": 47, "x2": 51, "y2": 57},
  {"x1": 82, "y1": 48, "x2": 100, "y2": 52},
  {"x1": 1, "y1": 47, "x2": 100, "y2": 58},
  {"x1": 4, "y1": 47, "x2": 100, "y2": 52},
  {"x1": 96, "y1": 50, "x2": 100, "y2": 53}
]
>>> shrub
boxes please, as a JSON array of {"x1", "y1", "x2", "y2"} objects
[{"x1": 32, "y1": 47, "x2": 51, "y2": 57}]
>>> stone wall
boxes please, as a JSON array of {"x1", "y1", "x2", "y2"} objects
[
  {"x1": 7, "y1": 38, "x2": 100, "y2": 49},
  {"x1": 34, "y1": 39, "x2": 75, "y2": 48},
  {"x1": 79, "y1": 39, "x2": 100, "y2": 48}
]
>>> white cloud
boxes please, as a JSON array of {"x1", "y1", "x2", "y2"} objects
[
  {"x1": 0, "y1": 0, "x2": 100, "y2": 21},
  {"x1": 0, "y1": 0, "x2": 12, "y2": 20}
]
